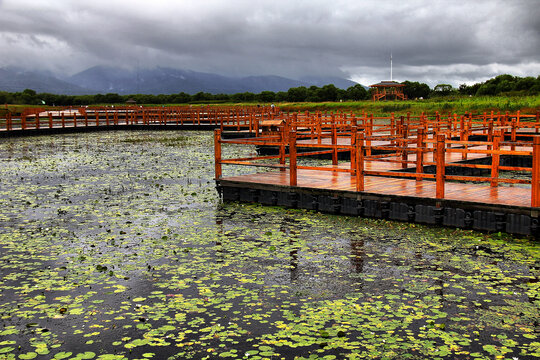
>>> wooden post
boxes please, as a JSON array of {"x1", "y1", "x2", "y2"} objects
[
  {"x1": 459, "y1": 115, "x2": 465, "y2": 141},
  {"x1": 532, "y1": 135, "x2": 540, "y2": 207},
  {"x1": 490, "y1": 132, "x2": 501, "y2": 187},
  {"x1": 48, "y1": 113, "x2": 53, "y2": 128},
  {"x1": 73, "y1": 113, "x2": 77, "y2": 127},
  {"x1": 401, "y1": 125, "x2": 408, "y2": 169},
  {"x1": 390, "y1": 113, "x2": 395, "y2": 145},
  {"x1": 106, "y1": 111, "x2": 110, "y2": 126},
  {"x1": 350, "y1": 126, "x2": 357, "y2": 174},
  {"x1": 316, "y1": 112, "x2": 322, "y2": 145},
  {"x1": 84, "y1": 111, "x2": 88, "y2": 127},
  {"x1": 279, "y1": 127, "x2": 286, "y2": 172},
  {"x1": 511, "y1": 114, "x2": 517, "y2": 151},
  {"x1": 331, "y1": 119, "x2": 338, "y2": 165},
  {"x1": 35, "y1": 113, "x2": 40, "y2": 129},
  {"x1": 214, "y1": 129, "x2": 222, "y2": 179},
  {"x1": 21, "y1": 114, "x2": 27, "y2": 130},
  {"x1": 289, "y1": 131, "x2": 297, "y2": 186},
  {"x1": 436, "y1": 134, "x2": 446, "y2": 199},
  {"x1": 488, "y1": 115, "x2": 494, "y2": 149},
  {"x1": 356, "y1": 132, "x2": 364, "y2": 192},
  {"x1": 462, "y1": 124, "x2": 469, "y2": 160},
  {"x1": 366, "y1": 114, "x2": 373, "y2": 157},
  {"x1": 96, "y1": 111, "x2": 100, "y2": 127},
  {"x1": 6, "y1": 111, "x2": 12, "y2": 131},
  {"x1": 416, "y1": 128, "x2": 424, "y2": 181},
  {"x1": 61, "y1": 113, "x2": 65, "y2": 128}
]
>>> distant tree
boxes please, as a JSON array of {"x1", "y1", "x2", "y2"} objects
[
  {"x1": 346, "y1": 84, "x2": 368, "y2": 101},
  {"x1": 20, "y1": 89, "x2": 38, "y2": 105},
  {"x1": 402, "y1": 81, "x2": 431, "y2": 99},
  {"x1": 231, "y1": 92, "x2": 255, "y2": 102},
  {"x1": 275, "y1": 91, "x2": 288, "y2": 102},
  {"x1": 514, "y1": 77, "x2": 536, "y2": 92},
  {"x1": 103, "y1": 93, "x2": 123, "y2": 103},
  {"x1": 337, "y1": 88, "x2": 347, "y2": 101},
  {"x1": 531, "y1": 76, "x2": 540, "y2": 94},
  {"x1": 305, "y1": 86, "x2": 322, "y2": 102},
  {"x1": 476, "y1": 83, "x2": 496, "y2": 96},
  {"x1": 458, "y1": 83, "x2": 481, "y2": 96},
  {"x1": 93, "y1": 94, "x2": 106, "y2": 103},
  {"x1": 496, "y1": 80, "x2": 513, "y2": 94},
  {"x1": 0, "y1": 91, "x2": 8, "y2": 104},
  {"x1": 192, "y1": 92, "x2": 213, "y2": 102},
  {"x1": 319, "y1": 84, "x2": 339, "y2": 101},
  {"x1": 259, "y1": 91, "x2": 276, "y2": 102},
  {"x1": 213, "y1": 93, "x2": 230, "y2": 101},
  {"x1": 433, "y1": 84, "x2": 453, "y2": 96},
  {"x1": 287, "y1": 86, "x2": 308, "y2": 102}
]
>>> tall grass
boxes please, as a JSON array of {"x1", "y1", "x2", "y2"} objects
[{"x1": 278, "y1": 95, "x2": 540, "y2": 115}]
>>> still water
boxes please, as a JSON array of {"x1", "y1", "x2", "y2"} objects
[{"x1": 0, "y1": 131, "x2": 538, "y2": 359}]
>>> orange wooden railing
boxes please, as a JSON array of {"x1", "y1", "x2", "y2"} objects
[
  {"x1": 215, "y1": 110, "x2": 540, "y2": 207},
  {"x1": 0, "y1": 105, "x2": 279, "y2": 133}
]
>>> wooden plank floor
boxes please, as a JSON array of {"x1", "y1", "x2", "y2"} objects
[{"x1": 222, "y1": 168, "x2": 531, "y2": 207}]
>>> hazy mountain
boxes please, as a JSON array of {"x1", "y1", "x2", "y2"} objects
[
  {"x1": 0, "y1": 67, "x2": 92, "y2": 94},
  {"x1": 0, "y1": 65, "x2": 359, "y2": 95},
  {"x1": 69, "y1": 66, "x2": 359, "y2": 94},
  {"x1": 300, "y1": 76, "x2": 359, "y2": 89}
]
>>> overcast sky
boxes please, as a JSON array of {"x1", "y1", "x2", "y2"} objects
[{"x1": 1, "y1": 0, "x2": 539, "y2": 87}]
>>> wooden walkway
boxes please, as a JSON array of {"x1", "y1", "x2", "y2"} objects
[
  {"x1": 0, "y1": 106, "x2": 277, "y2": 134},
  {"x1": 214, "y1": 111, "x2": 540, "y2": 235},
  {"x1": 222, "y1": 168, "x2": 530, "y2": 208}
]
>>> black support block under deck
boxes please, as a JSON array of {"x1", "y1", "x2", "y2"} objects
[{"x1": 217, "y1": 181, "x2": 539, "y2": 238}]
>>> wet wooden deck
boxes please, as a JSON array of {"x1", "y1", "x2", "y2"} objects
[{"x1": 221, "y1": 167, "x2": 530, "y2": 208}]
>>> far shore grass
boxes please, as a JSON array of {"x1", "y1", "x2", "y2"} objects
[{"x1": 3, "y1": 95, "x2": 540, "y2": 117}]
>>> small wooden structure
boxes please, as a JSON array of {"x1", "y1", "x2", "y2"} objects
[
  {"x1": 261, "y1": 119, "x2": 285, "y2": 136},
  {"x1": 370, "y1": 81, "x2": 406, "y2": 101}
]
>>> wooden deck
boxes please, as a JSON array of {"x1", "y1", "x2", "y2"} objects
[
  {"x1": 222, "y1": 167, "x2": 530, "y2": 208},
  {"x1": 214, "y1": 111, "x2": 540, "y2": 236}
]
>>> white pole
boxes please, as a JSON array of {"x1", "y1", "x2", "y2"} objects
[{"x1": 390, "y1": 52, "x2": 393, "y2": 81}]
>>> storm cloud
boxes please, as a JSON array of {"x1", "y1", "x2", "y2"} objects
[{"x1": 0, "y1": 0, "x2": 539, "y2": 87}]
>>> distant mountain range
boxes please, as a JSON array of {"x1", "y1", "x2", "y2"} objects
[{"x1": 0, "y1": 66, "x2": 358, "y2": 95}]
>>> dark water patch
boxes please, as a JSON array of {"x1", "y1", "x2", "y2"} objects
[{"x1": 0, "y1": 131, "x2": 538, "y2": 359}]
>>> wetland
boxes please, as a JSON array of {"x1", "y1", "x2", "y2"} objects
[{"x1": 0, "y1": 131, "x2": 538, "y2": 359}]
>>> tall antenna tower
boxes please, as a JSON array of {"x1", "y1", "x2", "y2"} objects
[{"x1": 390, "y1": 52, "x2": 393, "y2": 81}]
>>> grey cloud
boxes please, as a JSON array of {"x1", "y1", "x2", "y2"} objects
[{"x1": 0, "y1": 0, "x2": 538, "y2": 86}]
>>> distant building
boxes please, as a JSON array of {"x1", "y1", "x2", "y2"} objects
[{"x1": 369, "y1": 81, "x2": 407, "y2": 101}]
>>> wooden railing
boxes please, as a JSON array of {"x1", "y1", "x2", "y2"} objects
[
  {"x1": 214, "y1": 110, "x2": 540, "y2": 207},
  {"x1": 0, "y1": 105, "x2": 279, "y2": 133}
]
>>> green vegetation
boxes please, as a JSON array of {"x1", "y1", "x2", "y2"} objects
[
  {"x1": 1, "y1": 74, "x2": 539, "y2": 109},
  {"x1": 0, "y1": 131, "x2": 538, "y2": 359},
  {"x1": 278, "y1": 95, "x2": 540, "y2": 116}
]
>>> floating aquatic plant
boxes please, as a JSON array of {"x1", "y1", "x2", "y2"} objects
[{"x1": 0, "y1": 131, "x2": 538, "y2": 359}]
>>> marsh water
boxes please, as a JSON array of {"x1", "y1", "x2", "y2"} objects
[{"x1": 0, "y1": 131, "x2": 538, "y2": 360}]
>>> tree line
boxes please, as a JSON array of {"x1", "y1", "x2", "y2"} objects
[{"x1": 1, "y1": 74, "x2": 539, "y2": 106}]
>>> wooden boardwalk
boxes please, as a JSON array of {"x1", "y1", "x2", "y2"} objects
[
  {"x1": 0, "y1": 106, "x2": 277, "y2": 134},
  {"x1": 215, "y1": 111, "x2": 540, "y2": 236},
  {"x1": 222, "y1": 168, "x2": 530, "y2": 208}
]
